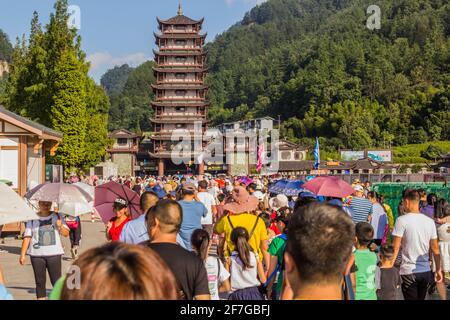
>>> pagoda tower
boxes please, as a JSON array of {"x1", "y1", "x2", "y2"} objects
[{"x1": 150, "y1": 4, "x2": 209, "y2": 176}]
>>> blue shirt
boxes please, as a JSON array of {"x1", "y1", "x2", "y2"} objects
[
  {"x1": 178, "y1": 200, "x2": 207, "y2": 251},
  {"x1": 119, "y1": 215, "x2": 149, "y2": 244},
  {"x1": 350, "y1": 197, "x2": 373, "y2": 223},
  {"x1": 0, "y1": 284, "x2": 13, "y2": 300}
]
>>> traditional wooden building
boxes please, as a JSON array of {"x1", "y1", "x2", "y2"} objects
[
  {"x1": 0, "y1": 106, "x2": 62, "y2": 233},
  {"x1": 150, "y1": 5, "x2": 209, "y2": 176},
  {"x1": 107, "y1": 129, "x2": 140, "y2": 177},
  {"x1": 0, "y1": 106, "x2": 62, "y2": 196}
]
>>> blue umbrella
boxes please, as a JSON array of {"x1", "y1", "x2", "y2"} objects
[
  {"x1": 282, "y1": 180, "x2": 305, "y2": 197},
  {"x1": 269, "y1": 179, "x2": 287, "y2": 194}
]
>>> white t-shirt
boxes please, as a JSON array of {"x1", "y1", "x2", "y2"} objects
[
  {"x1": 392, "y1": 213, "x2": 437, "y2": 275},
  {"x1": 197, "y1": 192, "x2": 216, "y2": 225},
  {"x1": 205, "y1": 256, "x2": 230, "y2": 300},
  {"x1": 229, "y1": 251, "x2": 261, "y2": 291},
  {"x1": 24, "y1": 213, "x2": 69, "y2": 257}
]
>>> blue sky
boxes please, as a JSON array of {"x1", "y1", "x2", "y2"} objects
[{"x1": 0, "y1": 0, "x2": 266, "y2": 82}]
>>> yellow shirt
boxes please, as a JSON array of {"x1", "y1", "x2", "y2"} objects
[{"x1": 214, "y1": 213, "x2": 268, "y2": 260}]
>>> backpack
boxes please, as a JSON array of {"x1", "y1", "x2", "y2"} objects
[{"x1": 226, "y1": 214, "x2": 261, "y2": 256}]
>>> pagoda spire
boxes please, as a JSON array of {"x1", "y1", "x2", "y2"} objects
[{"x1": 177, "y1": 3, "x2": 183, "y2": 16}]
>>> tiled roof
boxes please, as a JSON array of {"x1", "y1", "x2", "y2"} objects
[{"x1": 157, "y1": 15, "x2": 204, "y2": 25}]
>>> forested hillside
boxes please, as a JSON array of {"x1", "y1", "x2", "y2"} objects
[
  {"x1": 101, "y1": 61, "x2": 155, "y2": 132},
  {"x1": 206, "y1": 0, "x2": 449, "y2": 151},
  {"x1": 0, "y1": 28, "x2": 13, "y2": 62}
]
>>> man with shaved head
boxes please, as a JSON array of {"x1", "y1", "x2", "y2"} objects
[{"x1": 142, "y1": 199, "x2": 210, "y2": 300}]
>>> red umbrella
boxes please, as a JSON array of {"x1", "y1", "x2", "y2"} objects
[
  {"x1": 302, "y1": 176, "x2": 355, "y2": 198},
  {"x1": 94, "y1": 181, "x2": 142, "y2": 223}
]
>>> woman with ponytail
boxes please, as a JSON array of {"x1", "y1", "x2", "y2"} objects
[
  {"x1": 226, "y1": 227, "x2": 267, "y2": 300},
  {"x1": 191, "y1": 229, "x2": 230, "y2": 300}
]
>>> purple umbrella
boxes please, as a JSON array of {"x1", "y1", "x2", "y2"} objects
[{"x1": 94, "y1": 181, "x2": 142, "y2": 224}]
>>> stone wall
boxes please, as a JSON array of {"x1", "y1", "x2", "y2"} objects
[{"x1": 113, "y1": 153, "x2": 133, "y2": 176}]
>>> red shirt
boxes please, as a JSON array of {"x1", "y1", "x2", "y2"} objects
[
  {"x1": 108, "y1": 217, "x2": 130, "y2": 241},
  {"x1": 269, "y1": 211, "x2": 281, "y2": 235}
]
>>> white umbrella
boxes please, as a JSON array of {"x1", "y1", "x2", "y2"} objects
[
  {"x1": 0, "y1": 183, "x2": 39, "y2": 225},
  {"x1": 59, "y1": 202, "x2": 94, "y2": 217},
  {"x1": 25, "y1": 183, "x2": 93, "y2": 203},
  {"x1": 73, "y1": 182, "x2": 95, "y2": 199}
]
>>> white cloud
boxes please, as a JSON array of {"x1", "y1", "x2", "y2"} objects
[
  {"x1": 87, "y1": 52, "x2": 150, "y2": 83},
  {"x1": 225, "y1": 0, "x2": 267, "y2": 6},
  {"x1": 87, "y1": 52, "x2": 149, "y2": 71}
]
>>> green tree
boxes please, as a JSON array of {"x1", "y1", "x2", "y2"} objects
[{"x1": 50, "y1": 49, "x2": 87, "y2": 171}]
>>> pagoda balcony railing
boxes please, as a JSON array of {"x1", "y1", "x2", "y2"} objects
[
  {"x1": 155, "y1": 97, "x2": 206, "y2": 102},
  {"x1": 157, "y1": 79, "x2": 204, "y2": 84},
  {"x1": 160, "y1": 46, "x2": 202, "y2": 51},
  {"x1": 153, "y1": 116, "x2": 206, "y2": 122},
  {"x1": 157, "y1": 63, "x2": 204, "y2": 67},
  {"x1": 154, "y1": 112, "x2": 206, "y2": 117}
]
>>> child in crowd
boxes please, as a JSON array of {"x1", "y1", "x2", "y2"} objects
[
  {"x1": 226, "y1": 227, "x2": 267, "y2": 300},
  {"x1": 354, "y1": 222, "x2": 378, "y2": 300},
  {"x1": 191, "y1": 229, "x2": 230, "y2": 300},
  {"x1": 375, "y1": 244, "x2": 401, "y2": 300}
]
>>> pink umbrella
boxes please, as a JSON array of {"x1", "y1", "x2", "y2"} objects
[
  {"x1": 302, "y1": 176, "x2": 355, "y2": 198},
  {"x1": 94, "y1": 181, "x2": 142, "y2": 223}
]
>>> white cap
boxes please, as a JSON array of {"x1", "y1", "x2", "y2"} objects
[{"x1": 354, "y1": 185, "x2": 364, "y2": 192}]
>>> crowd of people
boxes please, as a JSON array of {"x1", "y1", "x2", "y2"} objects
[{"x1": 0, "y1": 174, "x2": 449, "y2": 301}]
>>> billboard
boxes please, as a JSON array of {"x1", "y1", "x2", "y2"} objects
[
  {"x1": 341, "y1": 151, "x2": 365, "y2": 161},
  {"x1": 367, "y1": 150, "x2": 392, "y2": 162}
]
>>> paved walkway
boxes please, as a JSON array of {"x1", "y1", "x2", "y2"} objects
[{"x1": 0, "y1": 218, "x2": 106, "y2": 300}]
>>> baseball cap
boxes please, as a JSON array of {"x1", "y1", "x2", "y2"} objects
[
  {"x1": 354, "y1": 185, "x2": 364, "y2": 192},
  {"x1": 113, "y1": 198, "x2": 128, "y2": 208}
]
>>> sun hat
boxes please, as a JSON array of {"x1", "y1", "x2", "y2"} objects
[
  {"x1": 223, "y1": 186, "x2": 259, "y2": 214},
  {"x1": 252, "y1": 190, "x2": 264, "y2": 201},
  {"x1": 269, "y1": 194, "x2": 289, "y2": 211},
  {"x1": 182, "y1": 182, "x2": 197, "y2": 192}
]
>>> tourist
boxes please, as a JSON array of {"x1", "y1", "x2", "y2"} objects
[
  {"x1": 214, "y1": 186, "x2": 270, "y2": 269},
  {"x1": 433, "y1": 200, "x2": 450, "y2": 300},
  {"x1": 226, "y1": 227, "x2": 267, "y2": 300},
  {"x1": 421, "y1": 193, "x2": 437, "y2": 219},
  {"x1": 53, "y1": 242, "x2": 178, "y2": 300},
  {"x1": 259, "y1": 212, "x2": 276, "y2": 243},
  {"x1": 120, "y1": 191, "x2": 159, "y2": 244},
  {"x1": 293, "y1": 191, "x2": 318, "y2": 211},
  {"x1": 0, "y1": 265, "x2": 13, "y2": 300},
  {"x1": 367, "y1": 191, "x2": 388, "y2": 246},
  {"x1": 177, "y1": 182, "x2": 207, "y2": 251},
  {"x1": 216, "y1": 193, "x2": 226, "y2": 221},
  {"x1": 19, "y1": 201, "x2": 70, "y2": 300},
  {"x1": 375, "y1": 244, "x2": 401, "y2": 300},
  {"x1": 379, "y1": 194, "x2": 395, "y2": 233},
  {"x1": 354, "y1": 222, "x2": 378, "y2": 300},
  {"x1": 285, "y1": 203, "x2": 355, "y2": 300},
  {"x1": 392, "y1": 189, "x2": 443, "y2": 300},
  {"x1": 191, "y1": 229, "x2": 230, "y2": 300},
  {"x1": 106, "y1": 198, "x2": 130, "y2": 242},
  {"x1": 350, "y1": 185, "x2": 373, "y2": 223},
  {"x1": 266, "y1": 209, "x2": 289, "y2": 300},
  {"x1": 142, "y1": 199, "x2": 210, "y2": 300},
  {"x1": 64, "y1": 215, "x2": 82, "y2": 260},
  {"x1": 197, "y1": 180, "x2": 218, "y2": 237},
  {"x1": 417, "y1": 188, "x2": 427, "y2": 209}
]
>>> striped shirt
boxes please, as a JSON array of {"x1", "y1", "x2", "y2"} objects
[{"x1": 350, "y1": 197, "x2": 373, "y2": 223}]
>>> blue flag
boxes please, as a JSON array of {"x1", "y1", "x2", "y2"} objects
[{"x1": 314, "y1": 137, "x2": 320, "y2": 169}]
